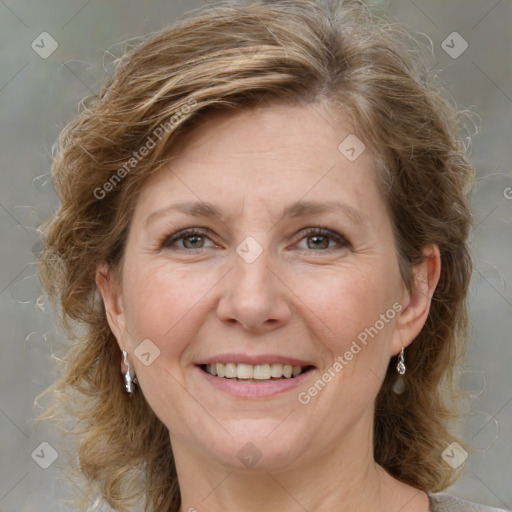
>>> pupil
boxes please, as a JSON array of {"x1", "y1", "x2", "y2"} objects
[
  {"x1": 184, "y1": 235, "x2": 203, "y2": 248},
  {"x1": 309, "y1": 235, "x2": 328, "y2": 249}
]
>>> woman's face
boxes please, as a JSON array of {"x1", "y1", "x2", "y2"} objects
[{"x1": 102, "y1": 102, "x2": 432, "y2": 472}]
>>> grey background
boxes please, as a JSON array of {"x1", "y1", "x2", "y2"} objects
[{"x1": 0, "y1": 1, "x2": 511, "y2": 511}]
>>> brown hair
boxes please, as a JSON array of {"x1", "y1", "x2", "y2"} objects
[{"x1": 36, "y1": 0, "x2": 474, "y2": 510}]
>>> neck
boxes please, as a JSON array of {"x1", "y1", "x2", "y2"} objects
[{"x1": 172, "y1": 417, "x2": 428, "y2": 512}]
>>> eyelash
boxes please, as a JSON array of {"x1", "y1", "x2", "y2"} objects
[{"x1": 159, "y1": 226, "x2": 350, "y2": 252}]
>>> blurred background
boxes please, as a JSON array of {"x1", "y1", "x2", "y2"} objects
[{"x1": 0, "y1": 0, "x2": 511, "y2": 510}]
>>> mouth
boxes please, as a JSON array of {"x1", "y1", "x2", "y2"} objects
[
  {"x1": 199, "y1": 362, "x2": 315, "y2": 381},
  {"x1": 194, "y1": 354, "x2": 317, "y2": 398}
]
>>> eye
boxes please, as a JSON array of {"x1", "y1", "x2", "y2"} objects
[
  {"x1": 160, "y1": 228, "x2": 217, "y2": 250},
  {"x1": 159, "y1": 226, "x2": 350, "y2": 252},
  {"x1": 295, "y1": 227, "x2": 349, "y2": 251}
]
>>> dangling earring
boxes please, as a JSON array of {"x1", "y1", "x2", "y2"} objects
[
  {"x1": 393, "y1": 347, "x2": 406, "y2": 394},
  {"x1": 121, "y1": 350, "x2": 137, "y2": 396},
  {"x1": 396, "y1": 347, "x2": 406, "y2": 375}
]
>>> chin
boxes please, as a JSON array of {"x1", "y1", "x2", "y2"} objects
[{"x1": 200, "y1": 419, "x2": 310, "y2": 472}]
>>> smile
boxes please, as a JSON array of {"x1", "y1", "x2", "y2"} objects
[
  {"x1": 201, "y1": 362, "x2": 313, "y2": 380},
  {"x1": 195, "y1": 361, "x2": 316, "y2": 398}
]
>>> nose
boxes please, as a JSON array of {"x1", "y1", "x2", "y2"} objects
[{"x1": 216, "y1": 245, "x2": 292, "y2": 333}]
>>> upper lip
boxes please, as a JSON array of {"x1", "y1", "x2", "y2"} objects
[{"x1": 196, "y1": 353, "x2": 315, "y2": 367}]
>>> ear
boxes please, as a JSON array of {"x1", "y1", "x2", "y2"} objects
[
  {"x1": 96, "y1": 263, "x2": 128, "y2": 352},
  {"x1": 392, "y1": 244, "x2": 441, "y2": 355}
]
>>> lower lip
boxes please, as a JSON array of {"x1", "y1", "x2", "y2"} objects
[{"x1": 195, "y1": 366, "x2": 315, "y2": 398}]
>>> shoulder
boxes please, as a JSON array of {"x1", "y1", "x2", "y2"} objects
[{"x1": 429, "y1": 492, "x2": 510, "y2": 512}]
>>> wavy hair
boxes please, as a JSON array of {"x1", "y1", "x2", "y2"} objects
[{"x1": 36, "y1": 0, "x2": 474, "y2": 510}]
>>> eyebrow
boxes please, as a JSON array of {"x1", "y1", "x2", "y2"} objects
[
  {"x1": 283, "y1": 200, "x2": 364, "y2": 225},
  {"x1": 145, "y1": 199, "x2": 364, "y2": 227}
]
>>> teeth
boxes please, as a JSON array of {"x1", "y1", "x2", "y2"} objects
[
  {"x1": 270, "y1": 363, "x2": 283, "y2": 378},
  {"x1": 216, "y1": 362, "x2": 225, "y2": 378},
  {"x1": 204, "y1": 363, "x2": 305, "y2": 380},
  {"x1": 225, "y1": 363, "x2": 237, "y2": 378},
  {"x1": 237, "y1": 363, "x2": 253, "y2": 379},
  {"x1": 283, "y1": 365, "x2": 293, "y2": 378},
  {"x1": 253, "y1": 364, "x2": 271, "y2": 380}
]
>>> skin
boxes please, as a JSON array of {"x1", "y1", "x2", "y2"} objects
[{"x1": 98, "y1": 102, "x2": 441, "y2": 512}]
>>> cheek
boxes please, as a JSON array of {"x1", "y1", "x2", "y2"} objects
[
  {"x1": 121, "y1": 260, "x2": 212, "y2": 352},
  {"x1": 302, "y1": 265, "x2": 398, "y2": 348},
  {"x1": 119, "y1": 261, "x2": 212, "y2": 432},
  {"x1": 310, "y1": 274, "x2": 397, "y2": 396}
]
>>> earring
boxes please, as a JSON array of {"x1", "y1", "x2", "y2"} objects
[
  {"x1": 121, "y1": 350, "x2": 137, "y2": 396},
  {"x1": 393, "y1": 347, "x2": 406, "y2": 394},
  {"x1": 396, "y1": 347, "x2": 406, "y2": 375}
]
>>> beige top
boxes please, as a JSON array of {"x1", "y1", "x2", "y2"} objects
[{"x1": 429, "y1": 493, "x2": 509, "y2": 512}]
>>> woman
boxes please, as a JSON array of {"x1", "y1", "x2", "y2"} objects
[{"x1": 36, "y1": 0, "x2": 508, "y2": 511}]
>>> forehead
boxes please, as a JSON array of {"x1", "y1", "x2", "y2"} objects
[{"x1": 133, "y1": 102, "x2": 385, "y2": 224}]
